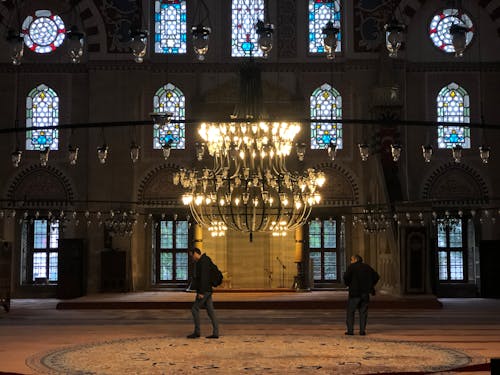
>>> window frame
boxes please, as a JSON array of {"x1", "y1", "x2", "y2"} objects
[
  {"x1": 307, "y1": 218, "x2": 340, "y2": 283},
  {"x1": 307, "y1": 0, "x2": 342, "y2": 57},
  {"x1": 436, "y1": 217, "x2": 467, "y2": 283}
]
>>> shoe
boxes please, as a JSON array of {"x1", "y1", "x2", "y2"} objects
[
  {"x1": 187, "y1": 333, "x2": 200, "y2": 339},
  {"x1": 344, "y1": 331, "x2": 354, "y2": 335},
  {"x1": 360, "y1": 331, "x2": 366, "y2": 336},
  {"x1": 206, "y1": 334, "x2": 219, "y2": 339}
]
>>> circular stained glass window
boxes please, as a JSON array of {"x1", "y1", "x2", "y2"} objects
[
  {"x1": 429, "y1": 9, "x2": 473, "y2": 53},
  {"x1": 22, "y1": 10, "x2": 66, "y2": 54}
]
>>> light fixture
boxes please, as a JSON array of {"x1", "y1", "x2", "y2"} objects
[
  {"x1": 358, "y1": 143, "x2": 369, "y2": 161},
  {"x1": 296, "y1": 143, "x2": 306, "y2": 161},
  {"x1": 162, "y1": 139, "x2": 173, "y2": 160},
  {"x1": 150, "y1": 111, "x2": 173, "y2": 126},
  {"x1": 6, "y1": 28, "x2": 24, "y2": 66},
  {"x1": 68, "y1": 144, "x2": 79, "y2": 165},
  {"x1": 479, "y1": 145, "x2": 490, "y2": 164},
  {"x1": 191, "y1": 25, "x2": 211, "y2": 61},
  {"x1": 66, "y1": 25, "x2": 85, "y2": 63},
  {"x1": 449, "y1": 23, "x2": 468, "y2": 57},
  {"x1": 353, "y1": 208, "x2": 390, "y2": 233},
  {"x1": 322, "y1": 21, "x2": 339, "y2": 60},
  {"x1": 130, "y1": 142, "x2": 140, "y2": 163},
  {"x1": 40, "y1": 147, "x2": 50, "y2": 166},
  {"x1": 256, "y1": 20, "x2": 274, "y2": 58},
  {"x1": 174, "y1": 63, "x2": 326, "y2": 235},
  {"x1": 390, "y1": 143, "x2": 402, "y2": 162},
  {"x1": 207, "y1": 221, "x2": 227, "y2": 237},
  {"x1": 452, "y1": 144, "x2": 463, "y2": 163},
  {"x1": 129, "y1": 29, "x2": 148, "y2": 63},
  {"x1": 422, "y1": 144, "x2": 433, "y2": 163},
  {"x1": 97, "y1": 145, "x2": 108, "y2": 164},
  {"x1": 195, "y1": 142, "x2": 205, "y2": 161},
  {"x1": 384, "y1": 19, "x2": 405, "y2": 58},
  {"x1": 11, "y1": 149, "x2": 22, "y2": 168},
  {"x1": 327, "y1": 141, "x2": 337, "y2": 161}
]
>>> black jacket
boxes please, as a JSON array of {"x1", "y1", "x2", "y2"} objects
[
  {"x1": 190, "y1": 254, "x2": 213, "y2": 294},
  {"x1": 343, "y1": 261, "x2": 380, "y2": 297}
]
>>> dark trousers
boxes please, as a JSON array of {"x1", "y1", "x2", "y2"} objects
[
  {"x1": 346, "y1": 293, "x2": 369, "y2": 334},
  {"x1": 191, "y1": 292, "x2": 219, "y2": 336}
]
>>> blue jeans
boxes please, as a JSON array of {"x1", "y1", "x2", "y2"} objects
[
  {"x1": 191, "y1": 292, "x2": 219, "y2": 336},
  {"x1": 346, "y1": 293, "x2": 369, "y2": 334}
]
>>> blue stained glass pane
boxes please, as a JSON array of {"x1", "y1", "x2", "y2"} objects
[
  {"x1": 310, "y1": 252, "x2": 321, "y2": 280},
  {"x1": 160, "y1": 221, "x2": 174, "y2": 249},
  {"x1": 160, "y1": 252, "x2": 173, "y2": 280},
  {"x1": 33, "y1": 253, "x2": 47, "y2": 280},
  {"x1": 26, "y1": 84, "x2": 59, "y2": 151},
  {"x1": 437, "y1": 82, "x2": 470, "y2": 149},
  {"x1": 154, "y1": 0, "x2": 187, "y2": 54},
  {"x1": 175, "y1": 252, "x2": 188, "y2": 280},
  {"x1": 310, "y1": 83, "x2": 342, "y2": 150},
  {"x1": 309, "y1": 0, "x2": 341, "y2": 54},
  {"x1": 231, "y1": 0, "x2": 264, "y2": 57},
  {"x1": 153, "y1": 83, "x2": 186, "y2": 149}
]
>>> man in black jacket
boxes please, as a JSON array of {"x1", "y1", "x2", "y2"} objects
[
  {"x1": 343, "y1": 254, "x2": 380, "y2": 336},
  {"x1": 187, "y1": 248, "x2": 219, "y2": 339}
]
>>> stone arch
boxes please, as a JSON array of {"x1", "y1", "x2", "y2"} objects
[
  {"x1": 397, "y1": 0, "x2": 500, "y2": 37},
  {"x1": 137, "y1": 163, "x2": 185, "y2": 206},
  {"x1": 313, "y1": 162, "x2": 360, "y2": 206},
  {"x1": 77, "y1": 0, "x2": 107, "y2": 54},
  {"x1": 421, "y1": 162, "x2": 489, "y2": 204},
  {"x1": 4, "y1": 165, "x2": 75, "y2": 207}
]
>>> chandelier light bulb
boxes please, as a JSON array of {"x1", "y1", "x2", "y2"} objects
[
  {"x1": 322, "y1": 21, "x2": 339, "y2": 60},
  {"x1": 256, "y1": 20, "x2": 274, "y2": 58},
  {"x1": 11, "y1": 149, "x2": 22, "y2": 168},
  {"x1": 449, "y1": 24, "x2": 468, "y2": 57},
  {"x1": 422, "y1": 145, "x2": 433, "y2": 163},
  {"x1": 66, "y1": 25, "x2": 85, "y2": 64},
  {"x1": 97, "y1": 145, "x2": 108, "y2": 164},
  {"x1": 452, "y1": 144, "x2": 463, "y2": 163},
  {"x1": 129, "y1": 29, "x2": 148, "y2": 63},
  {"x1": 479, "y1": 145, "x2": 490, "y2": 164},
  {"x1": 130, "y1": 142, "x2": 140, "y2": 163},
  {"x1": 391, "y1": 143, "x2": 402, "y2": 162},
  {"x1": 384, "y1": 20, "x2": 405, "y2": 58},
  {"x1": 191, "y1": 25, "x2": 211, "y2": 61},
  {"x1": 68, "y1": 144, "x2": 79, "y2": 165},
  {"x1": 40, "y1": 147, "x2": 50, "y2": 167}
]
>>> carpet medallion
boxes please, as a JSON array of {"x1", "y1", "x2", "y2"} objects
[{"x1": 26, "y1": 334, "x2": 471, "y2": 374}]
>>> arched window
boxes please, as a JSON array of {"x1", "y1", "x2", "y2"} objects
[
  {"x1": 153, "y1": 83, "x2": 186, "y2": 149},
  {"x1": 310, "y1": 83, "x2": 342, "y2": 150},
  {"x1": 154, "y1": 0, "x2": 187, "y2": 54},
  {"x1": 26, "y1": 84, "x2": 59, "y2": 151},
  {"x1": 231, "y1": 0, "x2": 265, "y2": 57},
  {"x1": 308, "y1": 0, "x2": 341, "y2": 54},
  {"x1": 437, "y1": 82, "x2": 470, "y2": 149}
]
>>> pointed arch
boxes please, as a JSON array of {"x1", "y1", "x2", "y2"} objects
[
  {"x1": 310, "y1": 83, "x2": 342, "y2": 150},
  {"x1": 436, "y1": 82, "x2": 470, "y2": 149},
  {"x1": 26, "y1": 84, "x2": 59, "y2": 151},
  {"x1": 153, "y1": 83, "x2": 186, "y2": 150}
]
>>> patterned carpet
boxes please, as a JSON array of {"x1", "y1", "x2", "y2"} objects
[{"x1": 26, "y1": 334, "x2": 471, "y2": 374}]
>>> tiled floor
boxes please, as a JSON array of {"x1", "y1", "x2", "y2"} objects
[{"x1": 0, "y1": 294, "x2": 499, "y2": 374}]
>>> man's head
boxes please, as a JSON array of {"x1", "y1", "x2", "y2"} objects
[
  {"x1": 350, "y1": 254, "x2": 363, "y2": 264},
  {"x1": 189, "y1": 247, "x2": 202, "y2": 261}
]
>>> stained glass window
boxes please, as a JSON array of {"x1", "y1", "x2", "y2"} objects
[
  {"x1": 429, "y1": 9, "x2": 473, "y2": 53},
  {"x1": 26, "y1": 84, "x2": 59, "y2": 151},
  {"x1": 22, "y1": 10, "x2": 66, "y2": 54},
  {"x1": 309, "y1": 0, "x2": 341, "y2": 54},
  {"x1": 154, "y1": 0, "x2": 187, "y2": 54},
  {"x1": 309, "y1": 219, "x2": 338, "y2": 282},
  {"x1": 310, "y1": 83, "x2": 342, "y2": 150},
  {"x1": 437, "y1": 82, "x2": 470, "y2": 149},
  {"x1": 153, "y1": 83, "x2": 185, "y2": 149},
  {"x1": 31, "y1": 219, "x2": 59, "y2": 282},
  {"x1": 158, "y1": 219, "x2": 189, "y2": 282},
  {"x1": 231, "y1": 0, "x2": 265, "y2": 57}
]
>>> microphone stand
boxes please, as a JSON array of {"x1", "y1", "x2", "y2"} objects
[{"x1": 276, "y1": 257, "x2": 286, "y2": 288}]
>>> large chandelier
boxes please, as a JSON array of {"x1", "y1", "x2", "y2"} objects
[{"x1": 173, "y1": 63, "x2": 325, "y2": 235}]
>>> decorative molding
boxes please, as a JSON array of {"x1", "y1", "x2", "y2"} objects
[
  {"x1": 421, "y1": 162, "x2": 489, "y2": 204},
  {"x1": 314, "y1": 162, "x2": 360, "y2": 206},
  {"x1": 277, "y1": 0, "x2": 297, "y2": 58},
  {"x1": 137, "y1": 163, "x2": 185, "y2": 206}
]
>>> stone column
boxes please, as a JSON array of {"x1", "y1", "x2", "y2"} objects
[{"x1": 294, "y1": 226, "x2": 307, "y2": 290}]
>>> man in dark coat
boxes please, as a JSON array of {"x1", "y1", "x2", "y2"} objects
[
  {"x1": 187, "y1": 247, "x2": 219, "y2": 339},
  {"x1": 343, "y1": 254, "x2": 380, "y2": 336}
]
